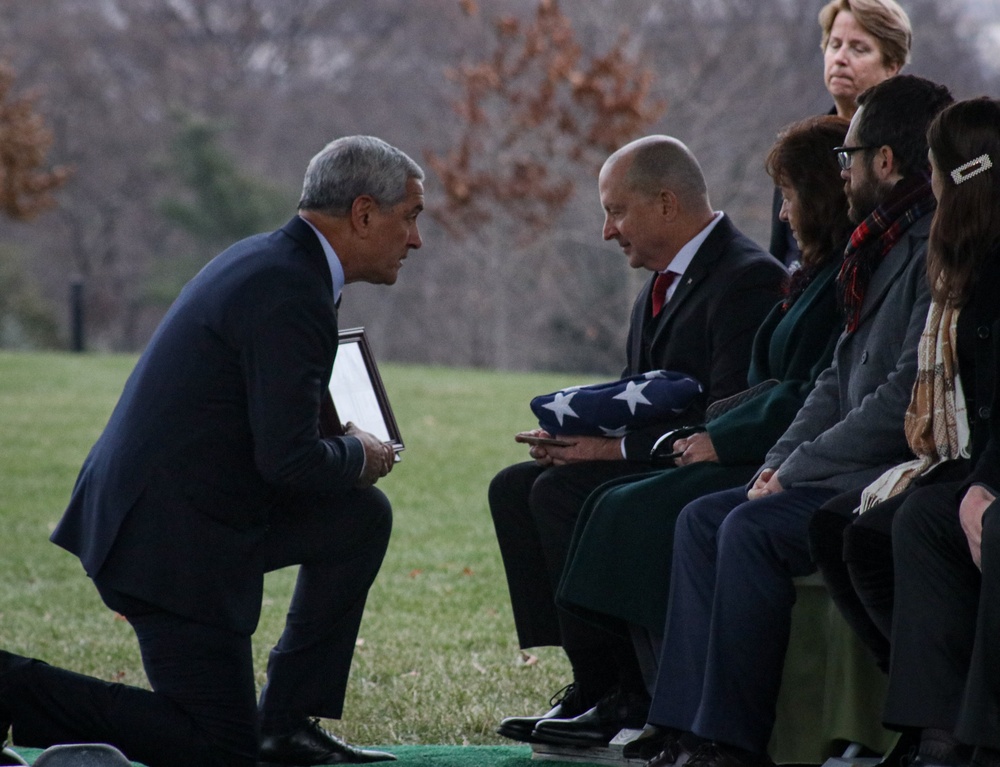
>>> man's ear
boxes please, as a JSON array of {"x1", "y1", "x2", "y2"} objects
[
  {"x1": 872, "y1": 145, "x2": 898, "y2": 183},
  {"x1": 350, "y1": 195, "x2": 377, "y2": 237},
  {"x1": 659, "y1": 189, "x2": 679, "y2": 220}
]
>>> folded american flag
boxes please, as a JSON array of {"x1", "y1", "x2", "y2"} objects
[{"x1": 530, "y1": 370, "x2": 703, "y2": 437}]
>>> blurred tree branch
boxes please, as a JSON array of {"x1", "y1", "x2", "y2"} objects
[
  {"x1": 426, "y1": 0, "x2": 664, "y2": 243},
  {"x1": 0, "y1": 61, "x2": 69, "y2": 220}
]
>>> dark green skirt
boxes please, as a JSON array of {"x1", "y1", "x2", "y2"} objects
[{"x1": 557, "y1": 462, "x2": 755, "y2": 633}]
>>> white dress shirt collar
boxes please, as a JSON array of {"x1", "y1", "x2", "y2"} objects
[
  {"x1": 299, "y1": 215, "x2": 345, "y2": 304},
  {"x1": 658, "y1": 211, "x2": 723, "y2": 301}
]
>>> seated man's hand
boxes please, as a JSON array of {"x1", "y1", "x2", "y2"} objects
[
  {"x1": 514, "y1": 428, "x2": 553, "y2": 466},
  {"x1": 545, "y1": 435, "x2": 622, "y2": 465},
  {"x1": 347, "y1": 421, "x2": 395, "y2": 488},
  {"x1": 747, "y1": 467, "x2": 783, "y2": 500},
  {"x1": 673, "y1": 431, "x2": 719, "y2": 466}
]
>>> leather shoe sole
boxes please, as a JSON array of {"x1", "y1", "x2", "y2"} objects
[{"x1": 258, "y1": 752, "x2": 395, "y2": 767}]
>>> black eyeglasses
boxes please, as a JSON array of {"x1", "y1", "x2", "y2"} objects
[{"x1": 834, "y1": 145, "x2": 878, "y2": 171}]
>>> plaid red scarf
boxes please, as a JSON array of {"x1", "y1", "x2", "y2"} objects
[{"x1": 838, "y1": 173, "x2": 936, "y2": 333}]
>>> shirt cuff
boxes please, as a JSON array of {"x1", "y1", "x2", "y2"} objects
[{"x1": 352, "y1": 435, "x2": 367, "y2": 480}]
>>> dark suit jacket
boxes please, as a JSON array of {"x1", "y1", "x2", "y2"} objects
[
  {"x1": 621, "y1": 213, "x2": 786, "y2": 459},
  {"x1": 52, "y1": 217, "x2": 364, "y2": 635}
]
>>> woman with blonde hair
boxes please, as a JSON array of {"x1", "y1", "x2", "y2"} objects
[
  {"x1": 772, "y1": 0, "x2": 911, "y2": 265},
  {"x1": 819, "y1": 0, "x2": 911, "y2": 119}
]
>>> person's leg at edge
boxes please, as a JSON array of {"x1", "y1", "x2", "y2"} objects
[
  {"x1": 886, "y1": 485, "x2": 980, "y2": 765},
  {"x1": 843, "y1": 497, "x2": 900, "y2": 654},
  {"x1": 0, "y1": 594, "x2": 257, "y2": 767},
  {"x1": 685, "y1": 487, "x2": 836, "y2": 759},
  {"x1": 488, "y1": 462, "x2": 561, "y2": 650},
  {"x1": 647, "y1": 487, "x2": 749, "y2": 734},
  {"x1": 256, "y1": 486, "x2": 393, "y2": 728},
  {"x1": 809, "y1": 490, "x2": 893, "y2": 670},
  {"x1": 956, "y1": 499, "x2": 1000, "y2": 752},
  {"x1": 490, "y1": 462, "x2": 591, "y2": 738},
  {"x1": 492, "y1": 460, "x2": 654, "y2": 711}
]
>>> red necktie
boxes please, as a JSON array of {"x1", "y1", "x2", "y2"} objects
[{"x1": 651, "y1": 271, "x2": 675, "y2": 317}]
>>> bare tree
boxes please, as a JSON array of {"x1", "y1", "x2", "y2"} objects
[
  {"x1": 424, "y1": 0, "x2": 663, "y2": 369},
  {"x1": 0, "y1": 59, "x2": 68, "y2": 348}
]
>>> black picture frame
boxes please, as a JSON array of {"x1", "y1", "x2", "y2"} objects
[{"x1": 328, "y1": 327, "x2": 404, "y2": 455}]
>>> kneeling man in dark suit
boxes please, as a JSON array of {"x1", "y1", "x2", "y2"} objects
[{"x1": 0, "y1": 136, "x2": 424, "y2": 767}]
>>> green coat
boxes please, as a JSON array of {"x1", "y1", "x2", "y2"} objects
[{"x1": 557, "y1": 259, "x2": 841, "y2": 632}]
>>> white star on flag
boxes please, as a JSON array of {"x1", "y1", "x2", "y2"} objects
[
  {"x1": 542, "y1": 391, "x2": 579, "y2": 426},
  {"x1": 612, "y1": 380, "x2": 652, "y2": 414}
]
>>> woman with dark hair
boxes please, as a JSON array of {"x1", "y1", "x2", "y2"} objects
[
  {"x1": 810, "y1": 97, "x2": 1000, "y2": 767},
  {"x1": 536, "y1": 115, "x2": 851, "y2": 757}
]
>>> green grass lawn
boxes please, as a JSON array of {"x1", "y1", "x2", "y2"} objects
[{"x1": 0, "y1": 351, "x2": 602, "y2": 746}]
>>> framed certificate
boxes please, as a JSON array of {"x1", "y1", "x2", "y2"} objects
[{"x1": 328, "y1": 327, "x2": 404, "y2": 455}]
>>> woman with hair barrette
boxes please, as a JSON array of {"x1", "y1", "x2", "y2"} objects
[{"x1": 810, "y1": 96, "x2": 1000, "y2": 767}]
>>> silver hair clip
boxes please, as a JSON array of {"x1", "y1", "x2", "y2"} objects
[{"x1": 951, "y1": 153, "x2": 993, "y2": 185}]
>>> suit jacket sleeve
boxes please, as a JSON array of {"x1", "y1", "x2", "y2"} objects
[{"x1": 243, "y1": 288, "x2": 365, "y2": 495}]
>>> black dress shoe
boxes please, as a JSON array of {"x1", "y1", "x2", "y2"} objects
[
  {"x1": 496, "y1": 684, "x2": 588, "y2": 744},
  {"x1": 645, "y1": 733, "x2": 705, "y2": 767},
  {"x1": 681, "y1": 742, "x2": 773, "y2": 767},
  {"x1": 531, "y1": 687, "x2": 650, "y2": 747},
  {"x1": 258, "y1": 718, "x2": 396, "y2": 765},
  {"x1": 622, "y1": 725, "x2": 677, "y2": 761}
]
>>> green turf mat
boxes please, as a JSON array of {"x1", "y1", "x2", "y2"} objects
[{"x1": 8, "y1": 744, "x2": 597, "y2": 766}]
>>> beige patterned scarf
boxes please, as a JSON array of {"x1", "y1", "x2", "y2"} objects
[{"x1": 859, "y1": 299, "x2": 970, "y2": 513}]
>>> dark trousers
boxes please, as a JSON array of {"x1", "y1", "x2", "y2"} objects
[
  {"x1": 886, "y1": 484, "x2": 1000, "y2": 749},
  {"x1": 0, "y1": 487, "x2": 392, "y2": 767},
  {"x1": 809, "y1": 462, "x2": 971, "y2": 674},
  {"x1": 648, "y1": 484, "x2": 837, "y2": 755},
  {"x1": 809, "y1": 489, "x2": 894, "y2": 671},
  {"x1": 488, "y1": 460, "x2": 652, "y2": 701}
]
